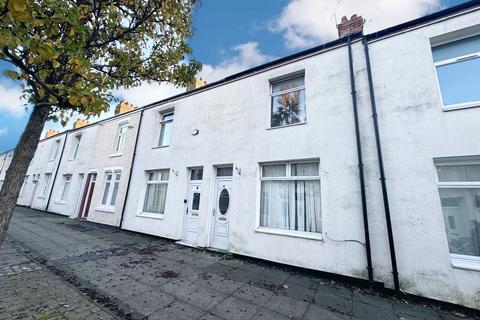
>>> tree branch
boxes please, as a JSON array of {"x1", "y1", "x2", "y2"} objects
[{"x1": 2, "y1": 48, "x2": 63, "y2": 103}]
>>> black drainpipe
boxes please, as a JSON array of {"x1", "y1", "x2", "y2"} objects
[
  {"x1": 362, "y1": 37, "x2": 400, "y2": 292},
  {"x1": 119, "y1": 109, "x2": 144, "y2": 229},
  {"x1": 46, "y1": 131, "x2": 69, "y2": 211},
  {"x1": 347, "y1": 36, "x2": 374, "y2": 285}
]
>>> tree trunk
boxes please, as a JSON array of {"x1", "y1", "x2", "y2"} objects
[{"x1": 0, "y1": 104, "x2": 49, "y2": 246}]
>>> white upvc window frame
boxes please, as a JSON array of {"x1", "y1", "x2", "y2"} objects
[
  {"x1": 49, "y1": 139, "x2": 60, "y2": 161},
  {"x1": 436, "y1": 161, "x2": 480, "y2": 271},
  {"x1": 39, "y1": 173, "x2": 51, "y2": 198},
  {"x1": 114, "y1": 124, "x2": 128, "y2": 154},
  {"x1": 157, "y1": 112, "x2": 174, "y2": 147},
  {"x1": 269, "y1": 74, "x2": 306, "y2": 129},
  {"x1": 59, "y1": 174, "x2": 72, "y2": 203},
  {"x1": 97, "y1": 168, "x2": 122, "y2": 212},
  {"x1": 20, "y1": 175, "x2": 29, "y2": 197},
  {"x1": 433, "y1": 48, "x2": 480, "y2": 111},
  {"x1": 70, "y1": 134, "x2": 82, "y2": 160},
  {"x1": 256, "y1": 159, "x2": 322, "y2": 240},
  {"x1": 138, "y1": 169, "x2": 169, "y2": 217}
]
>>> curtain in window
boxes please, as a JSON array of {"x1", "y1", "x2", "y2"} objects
[
  {"x1": 101, "y1": 181, "x2": 110, "y2": 205},
  {"x1": 437, "y1": 165, "x2": 480, "y2": 182},
  {"x1": 439, "y1": 188, "x2": 480, "y2": 257},
  {"x1": 143, "y1": 183, "x2": 167, "y2": 213},
  {"x1": 292, "y1": 162, "x2": 318, "y2": 176},
  {"x1": 260, "y1": 179, "x2": 321, "y2": 233},
  {"x1": 110, "y1": 181, "x2": 119, "y2": 206}
]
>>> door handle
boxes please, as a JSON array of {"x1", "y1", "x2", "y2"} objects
[
  {"x1": 186, "y1": 207, "x2": 188, "y2": 215},
  {"x1": 212, "y1": 208, "x2": 215, "y2": 216}
]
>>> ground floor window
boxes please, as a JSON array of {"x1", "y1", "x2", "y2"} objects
[
  {"x1": 260, "y1": 161, "x2": 321, "y2": 233},
  {"x1": 143, "y1": 170, "x2": 169, "y2": 214},
  {"x1": 60, "y1": 175, "x2": 71, "y2": 201},
  {"x1": 101, "y1": 170, "x2": 121, "y2": 207},
  {"x1": 437, "y1": 164, "x2": 480, "y2": 258},
  {"x1": 41, "y1": 173, "x2": 52, "y2": 197}
]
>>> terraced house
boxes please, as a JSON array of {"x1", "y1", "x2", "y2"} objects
[
  {"x1": 16, "y1": 130, "x2": 67, "y2": 211},
  {"x1": 47, "y1": 119, "x2": 97, "y2": 219},
  {"x1": 8, "y1": 1, "x2": 480, "y2": 310},
  {"x1": 0, "y1": 149, "x2": 14, "y2": 191}
]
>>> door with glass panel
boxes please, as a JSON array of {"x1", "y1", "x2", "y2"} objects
[
  {"x1": 73, "y1": 174, "x2": 85, "y2": 217},
  {"x1": 28, "y1": 174, "x2": 39, "y2": 207},
  {"x1": 79, "y1": 172, "x2": 96, "y2": 219},
  {"x1": 182, "y1": 168, "x2": 203, "y2": 245},
  {"x1": 210, "y1": 167, "x2": 233, "y2": 251}
]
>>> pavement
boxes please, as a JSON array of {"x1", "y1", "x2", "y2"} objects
[
  {"x1": 0, "y1": 206, "x2": 478, "y2": 320},
  {"x1": 0, "y1": 239, "x2": 115, "y2": 319}
]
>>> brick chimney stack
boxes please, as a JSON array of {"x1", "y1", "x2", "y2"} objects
[
  {"x1": 73, "y1": 118, "x2": 89, "y2": 129},
  {"x1": 186, "y1": 77, "x2": 207, "y2": 92},
  {"x1": 337, "y1": 14, "x2": 365, "y2": 38},
  {"x1": 44, "y1": 129, "x2": 59, "y2": 139},
  {"x1": 115, "y1": 101, "x2": 136, "y2": 115}
]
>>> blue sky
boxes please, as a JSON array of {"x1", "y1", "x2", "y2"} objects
[{"x1": 0, "y1": 0, "x2": 469, "y2": 152}]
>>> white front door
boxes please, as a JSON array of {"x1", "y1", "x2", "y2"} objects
[
  {"x1": 28, "y1": 175, "x2": 39, "y2": 207},
  {"x1": 73, "y1": 174, "x2": 85, "y2": 217},
  {"x1": 210, "y1": 177, "x2": 232, "y2": 251},
  {"x1": 182, "y1": 168, "x2": 204, "y2": 245},
  {"x1": 183, "y1": 182, "x2": 202, "y2": 245}
]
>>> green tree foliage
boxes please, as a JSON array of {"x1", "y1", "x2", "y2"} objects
[
  {"x1": 0, "y1": 0, "x2": 201, "y2": 123},
  {"x1": 0, "y1": 0, "x2": 201, "y2": 246}
]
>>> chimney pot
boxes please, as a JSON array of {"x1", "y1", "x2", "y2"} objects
[
  {"x1": 337, "y1": 14, "x2": 365, "y2": 39},
  {"x1": 187, "y1": 77, "x2": 208, "y2": 92},
  {"x1": 44, "y1": 129, "x2": 59, "y2": 139},
  {"x1": 73, "y1": 118, "x2": 89, "y2": 129},
  {"x1": 115, "y1": 100, "x2": 136, "y2": 115}
]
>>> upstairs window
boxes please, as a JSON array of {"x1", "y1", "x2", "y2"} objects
[
  {"x1": 270, "y1": 75, "x2": 306, "y2": 128},
  {"x1": 49, "y1": 140, "x2": 60, "y2": 161},
  {"x1": 143, "y1": 170, "x2": 169, "y2": 214},
  {"x1": 115, "y1": 125, "x2": 128, "y2": 153},
  {"x1": 432, "y1": 35, "x2": 480, "y2": 110},
  {"x1": 70, "y1": 135, "x2": 82, "y2": 160},
  {"x1": 437, "y1": 164, "x2": 480, "y2": 262},
  {"x1": 158, "y1": 112, "x2": 174, "y2": 147},
  {"x1": 260, "y1": 161, "x2": 321, "y2": 234}
]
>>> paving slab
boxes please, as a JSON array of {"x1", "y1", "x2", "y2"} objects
[
  {"x1": 0, "y1": 241, "x2": 116, "y2": 320},
  {"x1": 3, "y1": 206, "x2": 479, "y2": 320}
]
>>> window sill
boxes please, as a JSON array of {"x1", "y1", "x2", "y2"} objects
[
  {"x1": 267, "y1": 122, "x2": 306, "y2": 130},
  {"x1": 136, "y1": 212, "x2": 165, "y2": 220},
  {"x1": 95, "y1": 206, "x2": 116, "y2": 213},
  {"x1": 442, "y1": 101, "x2": 480, "y2": 112},
  {"x1": 152, "y1": 145, "x2": 170, "y2": 150},
  {"x1": 255, "y1": 227, "x2": 323, "y2": 241},
  {"x1": 451, "y1": 254, "x2": 480, "y2": 272},
  {"x1": 109, "y1": 153, "x2": 123, "y2": 158}
]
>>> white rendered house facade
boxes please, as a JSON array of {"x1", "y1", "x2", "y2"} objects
[
  {"x1": 3, "y1": 1, "x2": 480, "y2": 310},
  {"x1": 0, "y1": 149, "x2": 14, "y2": 191},
  {"x1": 82, "y1": 110, "x2": 141, "y2": 227},
  {"x1": 16, "y1": 133, "x2": 67, "y2": 211},
  {"x1": 47, "y1": 124, "x2": 98, "y2": 218},
  {"x1": 120, "y1": 4, "x2": 480, "y2": 309}
]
